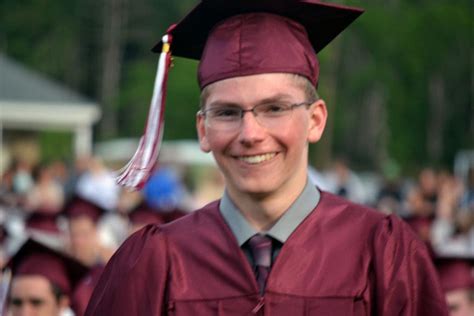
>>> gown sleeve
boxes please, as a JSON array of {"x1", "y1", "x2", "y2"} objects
[
  {"x1": 85, "y1": 224, "x2": 169, "y2": 316},
  {"x1": 372, "y1": 215, "x2": 449, "y2": 316}
]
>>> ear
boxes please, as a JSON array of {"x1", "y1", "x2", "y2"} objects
[
  {"x1": 196, "y1": 113, "x2": 211, "y2": 153},
  {"x1": 307, "y1": 99, "x2": 328, "y2": 143}
]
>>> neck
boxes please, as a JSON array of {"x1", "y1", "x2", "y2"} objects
[{"x1": 227, "y1": 177, "x2": 307, "y2": 231}]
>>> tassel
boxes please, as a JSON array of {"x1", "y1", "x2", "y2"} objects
[{"x1": 115, "y1": 30, "x2": 174, "y2": 190}]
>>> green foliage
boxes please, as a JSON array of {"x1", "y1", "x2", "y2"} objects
[
  {"x1": 38, "y1": 131, "x2": 73, "y2": 162},
  {"x1": 164, "y1": 57, "x2": 200, "y2": 140}
]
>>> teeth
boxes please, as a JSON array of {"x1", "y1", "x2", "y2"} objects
[{"x1": 239, "y1": 153, "x2": 276, "y2": 164}]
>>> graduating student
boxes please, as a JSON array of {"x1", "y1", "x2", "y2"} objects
[
  {"x1": 63, "y1": 195, "x2": 110, "y2": 316},
  {"x1": 6, "y1": 238, "x2": 87, "y2": 316},
  {"x1": 436, "y1": 257, "x2": 473, "y2": 316},
  {"x1": 86, "y1": 1, "x2": 448, "y2": 315}
]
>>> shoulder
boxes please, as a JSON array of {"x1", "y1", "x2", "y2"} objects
[
  {"x1": 318, "y1": 191, "x2": 422, "y2": 246},
  {"x1": 114, "y1": 200, "x2": 224, "y2": 254},
  {"x1": 318, "y1": 191, "x2": 386, "y2": 227},
  {"x1": 158, "y1": 200, "x2": 223, "y2": 236}
]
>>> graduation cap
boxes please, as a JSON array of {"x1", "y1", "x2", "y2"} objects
[
  {"x1": 435, "y1": 256, "x2": 474, "y2": 293},
  {"x1": 63, "y1": 195, "x2": 105, "y2": 224},
  {"x1": 25, "y1": 210, "x2": 61, "y2": 234},
  {"x1": 116, "y1": 0, "x2": 364, "y2": 189},
  {"x1": 128, "y1": 202, "x2": 165, "y2": 226},
  {"x1": 6, "y1": 238, "x2": 88, "y2": 296}
]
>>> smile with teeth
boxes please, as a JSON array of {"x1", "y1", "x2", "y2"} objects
[{"x1": 238, "y1": 153, "x2": 276, "y2": 164}]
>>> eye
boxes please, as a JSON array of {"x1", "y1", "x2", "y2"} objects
[
  {"x1": 208, "y1": 107, "x2": 241, "y2": 119},
  {"x1": 10, "y1": 298, "x2": 23, "y2": 307},
  {"x1": 258, "y1": 103, "x2": 289, "y2": 115},
  {"x1": 30, "y1": 298, "x2": 45, "y2": 307}
]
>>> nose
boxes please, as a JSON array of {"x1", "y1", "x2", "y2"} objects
[
  {"x1": 237, "y1": 111, "x2": 266, "y2": 146},
  {"x1": 17, "y1": 305, "x2": 34, "y2": 316}
]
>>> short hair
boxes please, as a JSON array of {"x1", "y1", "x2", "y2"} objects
[
  {"x1": 50, "y1": 282, "x2": 66, "y2": 303},
  {"x1": 291, "y1": 74, "x2": 320, "y2": 103},
  {"x1": 199, "y1": 73, "x2": 319, "y2": 109}
]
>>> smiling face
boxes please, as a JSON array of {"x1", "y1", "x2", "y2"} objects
[{"x1": 197, "y1": 73, "x2": 327, "y2": 201}]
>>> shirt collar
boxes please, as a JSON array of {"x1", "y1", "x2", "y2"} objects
[{"x1": 220, "y1": 177, "x2": 320, "y2": 246}]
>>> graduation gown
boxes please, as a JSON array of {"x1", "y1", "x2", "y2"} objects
[
  {"x1": 85, "y1": 192, "x2": 448, "y2": 315},
  {"x1": 72, "y1": 264, "x2": 105, "y2": 316}
]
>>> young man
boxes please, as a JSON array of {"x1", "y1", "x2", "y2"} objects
[
  {"x1": 62, "y1": 195, "x2": 110, "y2": 316},
  {"x1": 436, "y1": 257, "x2": 474, "y2": 316},
  {"x1": 6, "y1": 238, "x2": 87, "y2": 316},
  {"x1": 86, "y1": 1, "x2": 448, "y2": 315}
]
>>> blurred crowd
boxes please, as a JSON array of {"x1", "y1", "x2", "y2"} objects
[
  {"x1": 0, "y1": 155, "x2": 472, "y2": 315},
  {"x1": 313, "y1": 159, "x2": 474, "y2": 259}
]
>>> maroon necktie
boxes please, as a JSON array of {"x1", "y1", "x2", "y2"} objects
[{"x1": 248, "y1": 234, "x2": 272, "y2": 293}]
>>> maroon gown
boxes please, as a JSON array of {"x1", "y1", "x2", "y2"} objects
[
  {"x1": 72, "y1": 264, "x2": 105, "y2": 316},
  {"x1": 86, "y1": 192, "x2": 448, "y2": 315}
]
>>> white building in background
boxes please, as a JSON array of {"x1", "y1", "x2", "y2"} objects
[{"x1": 0, "y1": 53, "x2": 101, "y2": 169}]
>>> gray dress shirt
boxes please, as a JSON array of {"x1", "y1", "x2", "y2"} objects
[{"x1": 219, "y1": 178, "x2": 320, "y2": 266}]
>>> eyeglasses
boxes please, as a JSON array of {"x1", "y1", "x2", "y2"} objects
[{"x1": 198, "y1": 101, "x2": 314, "y2": 131}]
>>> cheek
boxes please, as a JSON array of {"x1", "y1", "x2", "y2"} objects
[
  {"x1": 284, "y1": 115, "x2": 310, "y2": 143},
  {"x1": 202, "y1": 129, "x2": 234, "y2": 152}
]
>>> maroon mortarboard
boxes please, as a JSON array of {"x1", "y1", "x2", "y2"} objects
[
  {"x1": 6, "y1": 238, "x2": 88, "y2": 296},
  {"x1": 435, "y1": 256, "x2": 474, "y2": 293},
  {"x1": 63, "y1": 195, "x2": 105, "y2": 224},
  {"x1": 25, "y1": 210, "x2": 60, "y2": 234},
  {"x1": 128, "y1": 202, "x2": 165, "y2": 226},
  {"x1": 116, "y1": 0, "x2": 364, "y2": 190},
  {"x1": 153, "y1": 0, "x2": 364, "y2": 88},
  {"x1": 129, "y1": 203, "x2": 187, "y2": 226}
]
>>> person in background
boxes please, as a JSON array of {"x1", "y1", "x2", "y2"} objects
[
  {"x1": 142, "y1": 167, "x2": 190, "y2": 214},
  {"x1": 75, "y1": 157, "x2": 119, "y2": 212},
  {"x1": 431, "y1": 171, "x2": 473, "y2": 256},
  {"x1": 436, "y1": 257, "x2": 474, "y2": 316},
  {"x1": 403, "y1": 167, "x2": 441, "y2": 247},
  {"x1": 62, "y1": 196, "x2": 109, "y2": 316},
  {"x1": 10, "y1": 159, "x2": 34, "y2": 207},
  {"x1": 127, "y1": 201, "x2": 165, "y2": 235},
  {"x1": 5, "y1": 238, "x2": 87, "y2": 316},
  {"x1": 127, "y1": 198, "x2": 186, "y2": 236},
  {"x1": 326, "y1": 157, "x2": 367, "y2": 204}
]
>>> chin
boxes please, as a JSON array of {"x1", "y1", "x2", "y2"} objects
[{"x1": 230, "y1": 177, "x2": 281, "y2": 196}]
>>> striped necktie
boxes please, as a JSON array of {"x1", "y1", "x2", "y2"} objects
[{"x1": 248, "y1": 234, "x2": 272, "y2": 293}]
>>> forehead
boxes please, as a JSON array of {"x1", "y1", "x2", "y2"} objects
[
  {"x1": 69, "y1": 215, "x2": 97, "y2": 229},
  {"x1": 11, "y1": 275, "x2": 55, "y2": 297},
  {"x1": 203, "y1": 73, "x2": 306, "y2": 107}
]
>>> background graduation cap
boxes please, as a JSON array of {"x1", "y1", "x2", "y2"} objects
[
  {"x1": 63, "y1": 195, "x2": 106, "y2": 224},
  {"x1": 25, "y1": 210, "x2": 61, "y2": 234},
  {"x1": 116, "y1": 0, "x2": 363, "y2": 189},
  {"x1": 128, "y1": 202, "x2": 165, "y2": 227},
  {"x1": 6, "y1": 238, "x2": 88, "y2": 296},
  {"x1": 435, "y1": 256, "x2": 474, "y2": 293}
]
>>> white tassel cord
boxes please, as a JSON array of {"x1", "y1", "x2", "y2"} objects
[{"x1": 115, "y1": 34, "x2": 172, "y2": 189}]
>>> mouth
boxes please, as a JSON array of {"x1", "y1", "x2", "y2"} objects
[{"x1": 237, "y1": 153, "x2": 276, "y2": 164}]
